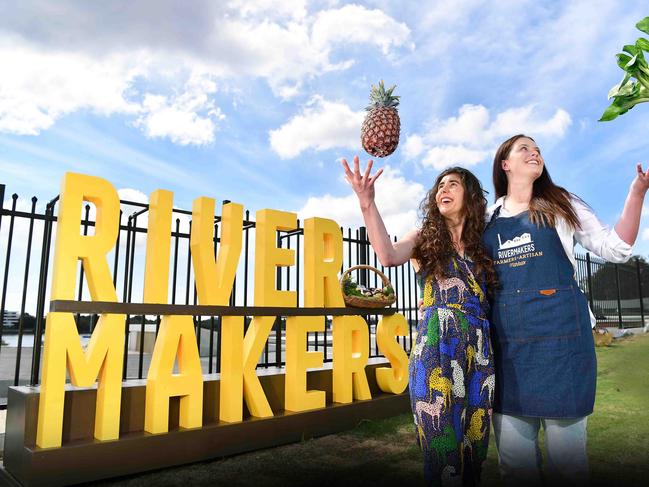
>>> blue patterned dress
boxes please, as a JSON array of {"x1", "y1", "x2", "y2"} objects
[{"x1": 409, "y1": 256, "x2": 494, "y2": 486}]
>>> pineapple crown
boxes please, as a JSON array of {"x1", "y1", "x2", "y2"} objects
[{"x1": 365, "y1": 80, "x2": 400, "y2": 111}]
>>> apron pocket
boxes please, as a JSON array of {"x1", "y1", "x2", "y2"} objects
[{"x1": 493, "y1": 286, "x2": 581, "y2": 343}]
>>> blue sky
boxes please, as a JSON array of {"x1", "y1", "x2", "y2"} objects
[{"x1": 2, "y1": 0, "x2": 649, "y2": 264}]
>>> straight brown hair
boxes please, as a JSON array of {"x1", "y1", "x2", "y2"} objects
[{"x1": 492, "y1": 134, "x2": 581, "y2": 230}]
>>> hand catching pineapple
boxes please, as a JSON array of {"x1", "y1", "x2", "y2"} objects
[
  {"x1": 341, "y1": 156, "x2": 383, "y2": 210},
  {"x1": 361, "y1": 80, "x2": 401, "y2": 157}
]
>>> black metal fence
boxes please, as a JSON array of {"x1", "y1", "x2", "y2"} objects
[
  {"x1": 2, "y1": 182, "x2": 649, "y2": 406},
  {"x1": 0, "y1": 183, "x2": 420, "y2": 406},
  {"x1": 575, "y1": 251, "x2": 649, "y2": 328}
]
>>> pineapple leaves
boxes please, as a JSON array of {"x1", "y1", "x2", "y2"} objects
[
  {"x1": 600, "y1": 16, "x2": 649, "y2": 121},
  {"x1": 365, "y1": 79, "x2": 400, "y2": 111}
]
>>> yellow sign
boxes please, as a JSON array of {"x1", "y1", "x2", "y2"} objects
[{"x1": 35, "y1": 172, "x2": 409, "y2": 448}]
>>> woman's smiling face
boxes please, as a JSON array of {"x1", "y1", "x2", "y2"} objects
[
  {"x1": 435, "y1": 172, "x2": 465, "y2": 220},
  {"x1": 502, "y1": 137, "x2": 544, "y2": 181}
]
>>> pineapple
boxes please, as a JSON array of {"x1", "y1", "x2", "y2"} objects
[{"x1": 361, "y1": 80, "x2": 401, "y2": 158}]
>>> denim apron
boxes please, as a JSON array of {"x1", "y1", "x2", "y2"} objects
[{"x1": 483, "y1": 207, "x2": 596, "y2": 418}]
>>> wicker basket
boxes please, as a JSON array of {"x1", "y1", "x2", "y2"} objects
[{"x1": 340, "y1": 265, "x2": 396, "y2": 309}]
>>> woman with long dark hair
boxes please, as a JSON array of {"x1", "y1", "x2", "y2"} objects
[
  {"x1": 484, "y1": 134, "x2": 649, "y2": 486},
  {"x1": 343, "y1": 156, "x2": 496, "y2": 486}
]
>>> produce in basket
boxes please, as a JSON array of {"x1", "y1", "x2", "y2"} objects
[{"x1": 342, "y1": 274, "x2": 394, "y2": 303}]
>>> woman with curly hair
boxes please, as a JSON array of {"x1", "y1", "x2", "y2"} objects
[{"x1": 342, "y1": 156, "x2": 496, "y2": 486}]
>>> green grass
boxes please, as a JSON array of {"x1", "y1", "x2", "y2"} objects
[
  {"x1": 587, "y1": 333, "x2": 649, "y2": 486},
  {"x1": 95, "y1": 333, "x2": 649, "y2": 486}
]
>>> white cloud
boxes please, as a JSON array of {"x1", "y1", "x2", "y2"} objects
[
  {"x1": 403, "y1": 134, "x2": 425, "y2": 159},
  {"x1": 489, "y1": 105, "x2": 571, "y2": 140},
  {"x1": 229, "y1": 0, "x2": 308, "y2": 20},
  {"x1": 118, "y1": 188, "x2": 148, "y2": 206},
  {"x1": 0, "y1": 2, "x2": 413, "y2": 137},
  {"x1": 407, "y1": 103, "x2": 572, "y2": 170},
  {"x1": 422, "y1": 145, "x2": 490, "y2": 170},
  {"x1": 642, "y1": 228, "x2": 649, "y2": 241},
  {"x1": 426, "y1": 105, "x2": 492, "y2": 148},
  {"x1": 134, "y1": 75, "x2": 225, "y2": 146},
  {"x1": 269, "y1": 96, "x2": 365, "y2": 159},
  {"x1": 0, "y1": 40, "x2": 144, "y2": 135},
  {"x1": 312, "y1": 4, "x2": 413, "y2": 55},
  {"x1": 297, "y1": 166, "x2": 425, "y2": 238}
]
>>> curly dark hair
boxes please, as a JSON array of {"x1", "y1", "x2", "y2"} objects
[{"x1": 412, "y1": 167, "x2": 497, "y2": 289}]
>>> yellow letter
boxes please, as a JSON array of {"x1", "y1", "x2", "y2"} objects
[
  {"x1": 143, "y1": 189, "x2": 173, "y2": 303},
  {"x1": 37, "y1": 172, "x2": 123, "y2": 448},
  {"x1": 191, "y1": 198, "x2": 245, "y2": 422},
  {"x1": 191, "y1": 198, "x2": 243, "y2": 305},
  {"x1": 145, "y1": 315, "x2": 203, "y2": 434},
  {"x1": 254, "y1": 209, "x2": 296, "y2": 307},
  {"x1": 285, "y1": 316, "x2": 326, "y2": 412},
  {"x1": 220, "y1": 315, "x2": 278, "y2": 421},
  {"x1": 51, "y1": 172, "x2": 120, "y2": 301},
  {"x1": 36, "y1": 312, "x2": 125, "y2": 448},
  {"x1": 219, "y1": 316, "x2": 245, "y2": 422},
  {"x1": 303, "y1": 217, "x2": 344, "y2": 307},
  {"x1": 332, "y1": 315, "x2": 371, "y2": 403},
  {"x1": 242, "y1": 316, "x2": 275, "y2": 418},
  {"x1": 375, "y1": 314, "x2": 409, "y2": 394}
]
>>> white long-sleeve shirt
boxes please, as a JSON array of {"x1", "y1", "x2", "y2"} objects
[{"x1": 486, "y1": 195, "x2": 633, "y2": 326}]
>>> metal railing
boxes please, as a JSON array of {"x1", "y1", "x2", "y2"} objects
[
  {"x1": 0, "y1": 183, "x2": 420, "y2": 406},
  {"x1": 575, "y1": 251, "x2": 649, "y2": 328}
]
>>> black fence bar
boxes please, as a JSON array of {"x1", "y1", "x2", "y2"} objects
[
  {"x1": 0, "y1": 195, "x2": 18, "y2": 359},
  {"x1": 50, "y1": 300, "x2": 398, "y2": 316},
  {"x1": 586, "y1": 253, "x2": 595, "y2": 310},
  {"x1": 13, "y1": 197, "x2": 37, "y2": 386},
  {"x1": 31, "y1": 201, "x2": 54, "y2": 385},
  {"x1": 637, "y1": 257, "x2": 645, "y2": 324},
  {"x1": 0, "y1": 185, "x2": 4, "y2": 234},
  {"x1": 615, "y1": 264, "x2": 623, "y2": 325}
]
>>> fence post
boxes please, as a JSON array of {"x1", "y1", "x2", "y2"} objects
[
  {"x1": 637, "y1": 258, "x2": 645, "y2": 327},
  {"x1": 586, "y1": 253, "x2": 595, "y2": 310},
  {"x1": 358, "y1": 226, "x2": 368, "y2": 287},
  {"x1": 0, "y1": 184, "x2": 5, "y2": 233},
  {"x1": 615, "y1": 264, "x2": 623, "y2": 328},
  {"x1": 31, "y1": 194, "x2": 59, "y2": 384}
]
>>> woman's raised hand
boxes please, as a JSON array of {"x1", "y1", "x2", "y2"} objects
[
  {"x1": 341, "y1": 155, "x2": 384, "y2": 210},
  {"x1": 630, "y1": 163, "x2": 649, "y2": 196},
  {"x1": 614, "y1": 163, "x2": 649, "y2": 245}
]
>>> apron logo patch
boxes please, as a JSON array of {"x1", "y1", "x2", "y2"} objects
[
  {"x1": 496, "y1": 232, "x2": 536, "y2": 260},
  {"x1": 498, "y1": 232, "x2": 532, "y2": 250}
]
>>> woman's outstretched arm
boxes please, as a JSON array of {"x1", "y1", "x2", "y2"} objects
[
  {"x1": 342, "y1": 155, "x2": 417, "y2": 267},
  {"x1": 615, "y1": 163, "x2": 649, "y2": 245}
]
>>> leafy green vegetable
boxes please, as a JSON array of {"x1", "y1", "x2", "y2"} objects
[
  {"x1": 342, "y1": 275, "x2": 364, "y2": 297},
  {"x1": 600, "y1": 17, "x2": 649, "y2": 121},
  {"x1": 342, "y1": 274, "x2": 394, "y2": 300}
]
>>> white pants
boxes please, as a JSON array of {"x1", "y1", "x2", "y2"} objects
[{"x1": 493, "y1": 413, "x2": 589, "y2": 487}]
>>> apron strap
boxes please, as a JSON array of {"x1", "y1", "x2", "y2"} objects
[{"x1": 486, "y1": 205, "x2": 502, "y2": 228}]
